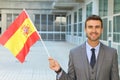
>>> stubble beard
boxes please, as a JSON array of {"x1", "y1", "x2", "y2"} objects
[{"x1": 86, "y1": 33, "x2": 101, "y2": 42}]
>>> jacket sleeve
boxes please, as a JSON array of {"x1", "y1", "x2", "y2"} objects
[
  {"x1": 111, "y1": 49, "x2": 119, "y2": 80},
  {"x1": 57, "y1": 51, "x2": 76, "y2": 80}
]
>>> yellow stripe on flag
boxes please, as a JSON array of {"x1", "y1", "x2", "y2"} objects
[{"x1": 4, "y1": 18, "x2": 36, "y2": 56}]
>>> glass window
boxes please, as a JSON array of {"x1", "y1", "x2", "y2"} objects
[
  {"x1": 7, "y1": 14, "x2": 12, "y2": 28},
  {"x1": 69, "y1": 15, "x2": 71, "y2": 24},
  {"x1": 61, "y1": 34, "x2": 65, "y2": 41},
  {"x1": 74, "y1": 24, "x2": 77, "y2": 36},
  {"x1": 99, "y1": 0, "x2": 108, "y2": 16},
  {"x1": 55, "y1": 15, "x2": 61, "y2": 31},
  {"x1": 67, "y1": 15, "x2": 71, "y2": 35},
  {"x1": 61, "y1": 16, "x2": 66, "y2": 32},
  {"x1": 113, "y1": 15, "x2": 120, "y2": 42},
  {"x1": 34, "y1": 14, "x2": 66, "y2": 41},
  {"x1": 61, "y1": 26, "x2": 65, "y2": 32},
  {"x1": 74, "y1": 11, "x2": 77, "y2": 23},
  {"x1": 73, "y1": 11, "x2": 77, "y2": 36},
  {"x1": 78, "y1": 23, "x2": 82, "y2": 36},
  {"x1": 66, "y1": 16, "x2": 69, "y2": 35},
  {"x1": 61, "y1": 16, "x2": 66, "y2": 26},
  {"x1": 48, "y1": 34, "x2": 53, "y2": 40},
  {"x1": 100, "y1": 18, "x2": 108, "y2": 40},
  {"x1": 86, "y1": 2, "x2": 93, "y2": 18},
  {"x1": 48, "y1": 15, "x2": 53, "y2": 31},
  {"x1": 114, "y1": 0, "x2": 120, "y2": 14},
  {"x1": 113, "y1": 16, "x2": 120, "y2": 32},
  {"x1": 79, "y1": 8, "x2": 82, "y2": 22},
  {"x1": 41, "y1": 14, "x2": 47, "y2": 31},
  {"x1": 69, "y1": 25, "x2": 71, "y2": 35},
  {"x1": 55, "y1": 34, "x2": 60, "y2": 41},
  {"x1": 78, "y1": 8, "x2": 83, "y2": 37},
  {"x1": 41, "y1": 33, "x2": 47, "y2": 40},
  {"x1": 34, "y1": 14, "x2": 40, "y2": 31},
  {"x1": 67, "y1": 16, "x2": 68, "y2": 25}
]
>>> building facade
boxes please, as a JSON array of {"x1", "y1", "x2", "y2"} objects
[
  {"x1": 0, "y1": 0, "x2": 120, "y2": 64},
  {"x1": 66, "y1": 0, "x2": 120, "y2": 64}
]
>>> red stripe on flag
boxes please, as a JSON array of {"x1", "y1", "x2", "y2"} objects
[
  {"x1": 0, "y1": 11, "x2": 28, "y2": 45},
  {"x1": 16, "y1": 32, "x2": 40, "y2": 63}
]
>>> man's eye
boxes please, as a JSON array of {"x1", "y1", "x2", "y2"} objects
[
  {"x1": 96, "y1": 26, "x2": 101, "y2": 28},
  {"x1": 88, "y1": 26, "x2": 93, "y2": 28}
]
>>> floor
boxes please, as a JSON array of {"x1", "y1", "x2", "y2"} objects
[
  {"x1": 0, "y1": 41, "x2": 76, "y2": 80},
  {"x1": 0, "y1": 41, "x2": 119, "y2": 80}
]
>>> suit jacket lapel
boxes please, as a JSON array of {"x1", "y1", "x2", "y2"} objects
[
  {"x1": 81, "y1": 42, "x2": 89, "y2": 79},
  {"x1": 96, "y1": 43, "x2": 105, "y2": 78}
]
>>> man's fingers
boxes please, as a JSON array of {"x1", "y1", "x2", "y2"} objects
[
  {"x1": 48, "y1": 57, "x2": 56, "y2": 67},
  {"x1": 48, "y1": 57, "x2": 54, "y2": 63}
]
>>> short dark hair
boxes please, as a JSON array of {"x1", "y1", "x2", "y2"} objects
[{"x1": 85, "y1": 15, "x2": 103, "y2": 28}]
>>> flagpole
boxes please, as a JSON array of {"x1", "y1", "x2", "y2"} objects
[
  {"x1": 24, "y1": 9, "x2": 50, "y2": 57},
  {"x1": 35, "y1": 30, "x2": 50, "y2": 57},
  {"x1": 38, "y1": 35, "x2": 50, "y2": 57}
]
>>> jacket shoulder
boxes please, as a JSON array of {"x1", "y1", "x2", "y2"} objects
[
  {"x1": 101, "y1": 43, "x2": 117, "y2": 51},
  {"x1": 70, "y1": 43, "x2": 85, "y2": 55},
  {"x1": 100, "y1": 43, "x2": 117, "y2": 56}
]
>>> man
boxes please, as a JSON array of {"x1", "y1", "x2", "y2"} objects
[{"x1": 48, "y1": 15, "x2": 119, "y2": 80}]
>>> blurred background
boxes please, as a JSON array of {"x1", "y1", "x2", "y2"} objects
[{"x1": 0, "y1": 0, "x2": 120, "y2": 79}]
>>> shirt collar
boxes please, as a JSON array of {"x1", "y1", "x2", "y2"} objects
[{"x1": 86, "y1": 41, "x2": 100, "y2": 50}]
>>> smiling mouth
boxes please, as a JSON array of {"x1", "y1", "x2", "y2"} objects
[
  {"x1": 91, "y1": 32, "x2": 98, "y2": 36},
  {"x1": 92, "y1": 34, "x2": 97, "y2": 37}
]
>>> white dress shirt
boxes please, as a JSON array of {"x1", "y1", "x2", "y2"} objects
[{"x1": 86, "y1": 41, "x2": 100, "y2": 63}]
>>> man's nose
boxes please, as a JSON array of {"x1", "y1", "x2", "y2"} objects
[{"x1": 92, "y1": 27, "x2": 96, "y2": 32}]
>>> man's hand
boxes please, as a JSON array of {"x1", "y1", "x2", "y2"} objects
[{"x1": 48, "y1": 57, "x2": 61, "y2": 72}]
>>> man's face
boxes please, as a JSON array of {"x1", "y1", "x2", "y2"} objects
[{"x1": 85, "y1": 20, "x2": 103, "y2": 41}]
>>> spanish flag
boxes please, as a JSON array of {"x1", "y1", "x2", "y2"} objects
[{"x1": 0, "y1": 10, "x2": 40, "y2": 63}]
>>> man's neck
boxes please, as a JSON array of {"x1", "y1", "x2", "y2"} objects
[{"x1": 87, "y1": 40, "x2": 100, "y2": 47}]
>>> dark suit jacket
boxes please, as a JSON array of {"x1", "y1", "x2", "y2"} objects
[{"x1": 58, "y1": 42, "x2": 119, "y2": 80}]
